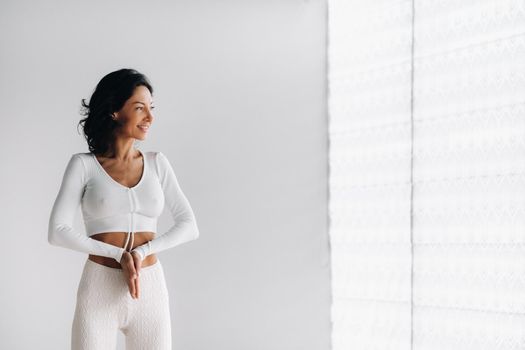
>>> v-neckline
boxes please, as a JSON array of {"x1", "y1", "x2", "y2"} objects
[{"x1": 92, "y1": 149, "x2": 146, "y2": 190}]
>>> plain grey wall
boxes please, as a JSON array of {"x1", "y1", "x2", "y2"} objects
[{"x1": 0, "y1": 0, "x2": 330, "y2": 349}]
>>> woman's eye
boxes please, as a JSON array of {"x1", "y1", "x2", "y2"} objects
[
  {"x1": 151, "y1": 106, "x2": 155, "y2": 110},
  {"x1": 136, "y1": 107, "x2": 143, "y2": 110}
]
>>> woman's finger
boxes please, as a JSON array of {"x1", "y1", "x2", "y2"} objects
[
  {"x1": 127, "y1": 260, "x2": 137, "y2": 298},
  {"x1": 125, "y1": 270, "x2": 136, "y2": 298},
  {"x1": 132, "y1": 251, "x2": 142, "y2": 277},
  {"x1": 128, "y1": 259, "x2": 137, "y2": 280},
  {"x1": 127, "y1": 276, "x2": 136, "y2": 297},
  {"x1": 130, "y1": 252, "x2": 141, "y2": 299},
  {"x1": 121, "y1": 252, "x2": 138, "y2": 299},
  {"x1": 134, "y1": 274, "x2": 140, "y2": 299}
]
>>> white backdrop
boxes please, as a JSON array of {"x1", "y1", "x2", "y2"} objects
[
  {"x1": 0, "y1": 1, "x2": 330, "y2": 349},
  {"x1": 329, "y1": 0, "x2": 525, "y2": 349}
]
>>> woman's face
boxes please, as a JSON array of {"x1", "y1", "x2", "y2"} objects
[{"x1": 113, "y1": 85, "x2": 155, "y2": 141}]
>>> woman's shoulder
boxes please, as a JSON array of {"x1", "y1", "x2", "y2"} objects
[
  {"x1": 144, "y1": 150, "x2": 166, "y2": 160},
  {"x1": 139, "y1": 150, "x2": 161, "y2": 161},
  {"x1": 146, "y1": 151, "x2": 173, "y2": 173},
  {"x1": 70, "y1": 152, "x2": 94, "y2": 165},
  {"x1": 73, "y1": 151, "x2": 92, "y2": 158}
]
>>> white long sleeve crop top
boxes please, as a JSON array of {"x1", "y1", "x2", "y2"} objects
[{"x1": 48, "y1": 150, "x2": 200, "y2": 263}]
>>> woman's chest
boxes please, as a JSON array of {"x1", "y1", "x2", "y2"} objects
[{"x1": 81, "y1": 175, "x2": 165, "y2": 219}]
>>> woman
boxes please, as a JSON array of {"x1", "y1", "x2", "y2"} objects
[{"x1": 48, "y1": 68, "x2": 200, "y2": 349}]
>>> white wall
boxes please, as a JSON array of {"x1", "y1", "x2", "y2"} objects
[
  {"x1": 329, "y1": 1, "x2": 525, "y2": 349},
  {"x1": 0, "y1": 1, "x2": 330, "y2": 349}
]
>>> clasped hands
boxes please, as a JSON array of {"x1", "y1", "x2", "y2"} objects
[{"x1": 120, "y1": 251, "x2": 142, "y2": 299}]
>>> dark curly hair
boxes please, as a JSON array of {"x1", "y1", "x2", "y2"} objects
[{"x1": 77, "y1": 68, "x2": 153, "y2": 155}]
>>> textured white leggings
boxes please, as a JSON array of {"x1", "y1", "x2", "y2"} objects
[{"x1": 72, "y1": 258, "x2": 172, "y2": 349}]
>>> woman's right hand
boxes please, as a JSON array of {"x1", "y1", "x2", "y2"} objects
[{"x1": 120, "y1": 251, "x2": 140, "y2": 299}]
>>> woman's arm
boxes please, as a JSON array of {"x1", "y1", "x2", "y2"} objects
[
  {"x1": 131, "y1": 151, "x2": 200, "y2": 261},
  {"x1": 48, "y1": 154, "x2": 127, "y2": 263}
]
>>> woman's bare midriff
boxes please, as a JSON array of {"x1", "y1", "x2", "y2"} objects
[{"x1": 88, "y1": 231, "x2": 157, "y2": 269}]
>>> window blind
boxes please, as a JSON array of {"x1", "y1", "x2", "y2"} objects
[{"x1": 328, "y1": 0, "x2": 525, "y2": 349}]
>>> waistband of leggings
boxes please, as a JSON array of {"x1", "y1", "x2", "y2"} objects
[{"x1": 85, "y1": 258, "x2": 161, "y2": 274}]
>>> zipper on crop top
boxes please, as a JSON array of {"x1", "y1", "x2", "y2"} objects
[{"x1": 125, "y1": 188, "x2": 135, "y2": 252}]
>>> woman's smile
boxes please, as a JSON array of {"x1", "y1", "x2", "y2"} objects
[{"x1": 138, "y1": 123, "x2": 150, "y2": 133}]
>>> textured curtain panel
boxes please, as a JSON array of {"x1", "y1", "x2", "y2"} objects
[{"x1": 328, "y1": 1, "x2": 525, "y2": 349}]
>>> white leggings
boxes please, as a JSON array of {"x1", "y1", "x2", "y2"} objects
[{"x1": 71, "y1": 258, "x2": 172, "y2": 349}]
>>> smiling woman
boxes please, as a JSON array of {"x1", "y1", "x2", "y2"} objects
[
  {"x1": 48, "y1": 68, "x2": 200, "y2": 349},
  {"x1": 78, "y1": 69, "x2": 155, "y2": 155}
]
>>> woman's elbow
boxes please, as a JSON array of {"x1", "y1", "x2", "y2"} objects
[
  {"x1": 182, "y1": 211, "x2": 200, "y2": 241},
  {"x1": 190, "y1": 220, "x2": 200, "y2": 240},
  {"x1": 193, "y1": 227, "x2": 200, "y2": 240},
  {"x1": 47, "y1": 221, "x2": 66, "y2": 246},
  {"x1": 47, "y1": 224, "x2": 59, "y2": 246}
]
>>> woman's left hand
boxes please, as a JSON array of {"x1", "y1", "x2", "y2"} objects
[
  {"x1": 121, "y1": 252, "x2": 139, "y2": 299},
  {"x1": 131, "y1": 251, "x2": 142, "y2": 298}
]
